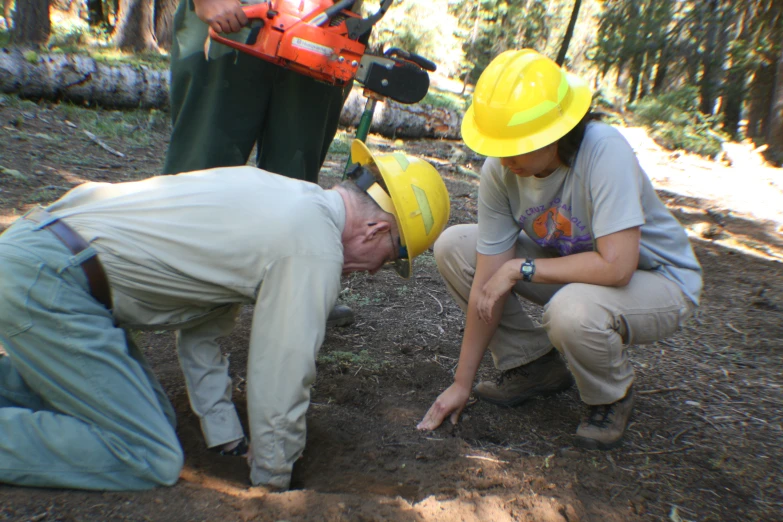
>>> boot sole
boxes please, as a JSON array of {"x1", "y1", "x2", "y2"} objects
[
  {"x1": 573, "y1": 435, "x2": 624, "y2": 451},
  {"x1": 327, "y1": 316, "x2": 355, "y2": 328},
  {"x1": 474, "y1": 378, "x2": 575, "y2": 408}
]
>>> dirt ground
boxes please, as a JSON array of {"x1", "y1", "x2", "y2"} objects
[{"x1": 0, "y1": 95, "x2": 781, "y2": 522}]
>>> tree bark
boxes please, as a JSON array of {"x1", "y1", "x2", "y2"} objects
[
  {"x1": 154, "y1": 0, "x2": 178, "y2": 51},
  {"x1": 0, "y1": 49, "x2": 461, "y2": 139},
  {"x1": 0, "y1": 48, "x2": 169, "y2": 108},
  {"x1": 699, "y1": 1, "x2": 732, "y2": 116},
  {"x1": 114, "y1": 0, "x2": 158, "y2": 52},
  {"x1": 747, "y1": 62, "x2": 775, "y2": 140},
  {"x1": 767, "y1": 51, "x2": 783, "y2": 160},
  {"x1": 3, "y1": 0, "x2": 13, "y2": 27},
  {"x1": 722, "y1": 66, "x2": 748, "y2": 139},
  {"x1": 12, "y1": 0, "x2": 50, "y2": 45},
  {"x1": 87, "y1": 0, "x2": 105, "y2": 26},
  {"x1": 339, "y1": 90, "x2": 461, "y2": 139},
  {"x1": 555, "y1": 0, "x2": 581, "y2": 66}
]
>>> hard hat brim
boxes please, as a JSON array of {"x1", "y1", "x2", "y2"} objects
[
  {"x1": 350, "y1": 140, "x2": 413, "y2": 279},
  {"x1": 461, "y1": 72, "x2": 593, "y2": 158}
]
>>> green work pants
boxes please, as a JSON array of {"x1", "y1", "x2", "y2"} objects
[
  {"x1": 163, "y1": 0, "x2": 349, "y2": 182},
  {"x1": 0, "y1": 217, "x2": 183, "y2": 490}
]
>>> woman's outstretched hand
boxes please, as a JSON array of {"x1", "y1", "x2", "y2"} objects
[{"x1": 417, "y1": 382, "x2": 472, "y2": 431}]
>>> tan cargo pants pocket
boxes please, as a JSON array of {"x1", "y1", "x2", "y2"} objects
[{"x1": 619, "y1": 302, "x2": 694, "y2": 345}]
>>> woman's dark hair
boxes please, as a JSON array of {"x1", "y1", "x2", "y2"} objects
[{"x1": 556, "y1": 111, "x2": 605, "y2": 167}]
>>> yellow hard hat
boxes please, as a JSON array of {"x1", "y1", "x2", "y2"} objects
[
  {"x1": 461, "y1": 49, "x2": 592, "y2": 157},
  {"x1": 350, "y1": 140, "x2": 450, "y2": 279}
]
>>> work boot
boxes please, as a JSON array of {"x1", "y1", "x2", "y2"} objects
[
  {"x1": 327, "y1": 304, "x2": 355, "y2": 328},
  {"x1": 211, "y1": 437, "x2": 249, "y2": 457},
  {"x1": 473, "y1": 349, "x2": 574, "y2": 407},
  {"x1": 574, "y1": 387, "x2": 635, "y2": 450}
]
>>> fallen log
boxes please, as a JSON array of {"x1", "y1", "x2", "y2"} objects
[
  {"x1": 0, "y1": 47, "x2": 169, "y2": 109},
  {"x1": 340, "y1": 90, "x2": 462, "y2": 140},
  {"x1": 0, "y1": 47, "x2": 462, "y2": 139}
]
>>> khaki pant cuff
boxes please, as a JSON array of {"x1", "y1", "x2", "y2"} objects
[
  {"x1": 200, "y1": 406, "x2": 244, "y2": 448},
  {"x1": 493, "y1": 345, "x2": 555, "y2": 371}
]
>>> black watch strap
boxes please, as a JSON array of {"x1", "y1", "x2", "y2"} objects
[{"x1": 520, "y1": 258, "x2": 535, "y2": 282}]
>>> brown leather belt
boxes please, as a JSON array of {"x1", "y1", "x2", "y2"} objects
[{"x1": 24, "y1": 208, "x2": 113, "y2": 310}]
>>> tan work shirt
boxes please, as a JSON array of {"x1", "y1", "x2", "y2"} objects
[{"x1": 46, "y1": 166, "x2": 346, "y2": 488}]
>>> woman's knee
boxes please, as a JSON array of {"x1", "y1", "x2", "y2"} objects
[
  {"x1": 434, "y1": 224, "x2": 477, "y2": 272},
  {"x1": 543, "y1": 285, "x2": 611, "y2": 348}
]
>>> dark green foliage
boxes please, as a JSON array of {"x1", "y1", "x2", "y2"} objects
[
  {"x1": 630, "y1": 87, "x2": 728, "y2": 158},
  {"x1": 449, "y1": 0, "x2": 552, "y2": 84}
]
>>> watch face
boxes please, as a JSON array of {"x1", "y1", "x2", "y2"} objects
[{"x1": 522, "y1": 265, "x2": 533, "y2": 275}]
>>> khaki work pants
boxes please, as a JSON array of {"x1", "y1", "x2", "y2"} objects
[{"x1": 434, "y1": 225, "x2": 695, "y2": 405}]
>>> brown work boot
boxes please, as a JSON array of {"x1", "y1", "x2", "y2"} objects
[
  {"x1": 574, "y1": 387, "x2": 635, "y2": 450},
  {"x1": 327, "y1": 304, "x2": 355, "y2": 328},
  {"x1": 473, "y1": 349, "x2": 574, "y2": 407}
]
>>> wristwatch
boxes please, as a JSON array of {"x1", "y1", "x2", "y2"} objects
[{"x1": 520, "y1": 258, "x2": 535, "y2": 282}]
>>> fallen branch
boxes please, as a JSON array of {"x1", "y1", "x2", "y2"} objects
[
  {"x1": 456, "y1": 165, "x2": 480, "y2": 179},
  {"x1": 626, "y1": 445, "x2": 693, "y2": 456},
  {"x1": 637, "y1": 386, "x2": 682, "y2": 395},
  {"x1": 464, "y1": 455, "x2": 508, "y2": 464},
  {"x1": 83, "y1": 130, "x2": 125, "y2": 158},
  {"x1": 426, "y1": 291, "x2": 444, "y2": 315}
]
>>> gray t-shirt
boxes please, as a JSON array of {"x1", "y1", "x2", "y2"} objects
[{"x1": 477, "y1": 122, "x2": 703, "y2": 305}]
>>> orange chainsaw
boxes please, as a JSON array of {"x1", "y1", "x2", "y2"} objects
[{"x1": 207, "y1": 0, "x2": 436, "y2": 104}]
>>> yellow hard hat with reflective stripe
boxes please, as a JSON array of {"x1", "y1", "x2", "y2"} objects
[
  {"x1": 461, "y1": 49, "x2": 592, "y2": 157},
  {"x1": 350, "y1": 140, "x2": 450, "y2": 279}
]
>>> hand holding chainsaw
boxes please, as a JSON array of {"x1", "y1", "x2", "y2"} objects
[{"x1": 194, "y1": 0, "x2": 248, "y2": 33}]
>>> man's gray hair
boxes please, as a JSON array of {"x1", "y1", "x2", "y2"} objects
[{"x1": 338, "y1": 179, "x2": 391, "y2": 220}]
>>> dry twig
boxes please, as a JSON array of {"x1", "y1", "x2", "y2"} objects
[
  {"x1": 638, "y1": 386, "x2": 682, "y2": 395},
  {"x1": 83, "y1": 130, "x2": 126, "y2": 158}
]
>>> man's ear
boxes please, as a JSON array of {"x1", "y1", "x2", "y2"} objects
[{"x1": 364, "y1": 220, "x2": 392, "y2": 242}]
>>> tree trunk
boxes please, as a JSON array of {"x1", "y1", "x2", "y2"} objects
[
  {"x1": 87, "y1": 0, "x2": 105, "y2": 26},
  {"x1": 627, "y1": 52, "x2": 644, "y2": 105},
  {"x1": 12, "y1": 0, "x2": 50, "y2": 45},
  {"x1": 721, "y1": 66, "x2": 748, "y2": 139},
  {"x1": 0, "y1": 49, "x2": 459, "y2": 139},
  {"x1": 555, "y1": 0, "x2": 581, "y2": 66},
  {"x1": 114, "y1": 0, "x2": 157, "y2": 52},
  {"x1": 652, "y1": 46, "x2": 670, "y2": 95},
  {"x1": 154, "y1": 0, "x2": 177, "y2": 51},
  {"x1": 747, "y1": 62, "x2": 775, "y2": 140},
  {"x1": 699, "y1": 0, "x2": 721, "y2": 114},
  {"x1": 767, "y1": 52, "x2": 783, "y2": 160},
  {"x1": 3, "y1": 0, "x2": 12, "y2": 27}
]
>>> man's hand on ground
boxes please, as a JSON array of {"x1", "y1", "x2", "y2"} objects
[
  {"x1": 417, "y1": 382, "x2": 471, "y2": 431},
  {"x1": 194, "y1": 0, "x2": 248, "y2": 33}
]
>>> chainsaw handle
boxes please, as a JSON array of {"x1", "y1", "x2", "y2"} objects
[{"x1": 384, "y1": 48, "x2": 437, "y2": 72}]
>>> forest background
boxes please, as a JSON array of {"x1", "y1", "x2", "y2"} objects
[{"x1": 2, "y1": 0, "x2": 782, "y2": 165}]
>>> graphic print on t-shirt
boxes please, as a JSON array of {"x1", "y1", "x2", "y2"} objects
[{"x1": 520, "y1": 202, "x2": 593, "y2": 256}]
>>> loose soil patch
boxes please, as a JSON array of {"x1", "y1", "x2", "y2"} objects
[{"x1": 1, "y1": 97, "x2": 781, "y2": 522}]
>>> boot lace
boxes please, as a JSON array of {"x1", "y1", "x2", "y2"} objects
[
  {"x1": 495, "y1": 366, "x2": 529, "y2": 386},
  {"x1": 586, "y1": 404, "x2": 616, "y2": 428}
]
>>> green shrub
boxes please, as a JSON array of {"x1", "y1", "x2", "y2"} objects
[
  {"x1": 630, "y1": 87, "x2": 728, "y2": 159},
  {"x1": 49, "y1": 16, "x2": 89, "y2": 50}
]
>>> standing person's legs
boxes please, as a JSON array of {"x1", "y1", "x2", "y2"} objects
[
  {"x1": 0, "y1": 222, "x2": 183, "y2": 490},
  {"x1": 163, "y1": 0, "x2": 275, "y2": 174},
  {"x1": 256, "y1": 68, "x2": 350, "y2": 183},
  {"x1": 543, "y1": 271, "x2": 694, "y2": 448},
  {"x1": 434, "y1": 224, "x2": 573, "y2": 405}
]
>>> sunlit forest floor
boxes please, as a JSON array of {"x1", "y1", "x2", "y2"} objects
[{"x1": 1, "y1": 94, "x2": 781, "y2": 522}]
